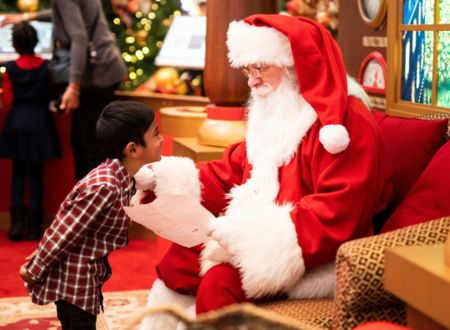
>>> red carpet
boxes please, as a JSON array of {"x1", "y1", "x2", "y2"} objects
[{"x1": 0, "y1": 229, "x2": 171, "y2": 298}]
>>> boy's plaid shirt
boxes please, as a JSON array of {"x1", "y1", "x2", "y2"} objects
[{"x1": 26, "y1": 159, "x2": 134, "y2": 314}]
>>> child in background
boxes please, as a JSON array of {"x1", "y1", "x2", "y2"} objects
[
  {"x1": 0, "y1": 22, "x2": 61, "y2": 241},
  {"x1": 19, "y1": 100, "x2": 163, "y2": 329}
]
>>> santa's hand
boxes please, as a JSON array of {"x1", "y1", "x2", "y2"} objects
[
  {"x1": 134, "y1": 164, "x2": 156, "y2": 191},
  {"x1": 208, "y1": 216, "x2": 236, "y2": 254}
]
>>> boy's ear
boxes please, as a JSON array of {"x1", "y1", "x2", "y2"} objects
[{"x1": 123, "y1": 142, "x2": 139, "y2": 158}]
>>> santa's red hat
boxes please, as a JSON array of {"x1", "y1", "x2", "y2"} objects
[{"x1": 227, "y1": 14, "x2": 350, "y2": 154}]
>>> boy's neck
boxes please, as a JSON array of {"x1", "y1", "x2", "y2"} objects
[{"x1": 122, "y1": 158, "x2": 140, "y2": 178}]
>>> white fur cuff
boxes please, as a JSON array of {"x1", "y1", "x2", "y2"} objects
[
  {"x1": 152, "y1": 157, "x2": 201, "y2": 199},
  {"x1": 219, "y1": 204, "x2": 304, "y2": 298},
  {"x1": 134, "y1": 165, "x2": 156, "y2": 190}
]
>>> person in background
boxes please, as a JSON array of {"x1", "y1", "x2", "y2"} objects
[
  {"x1": 19, "y1": 101, "x2": 162, "y2": 330},
  {"x1": 135, "y1": 14, "x2": 393, "y2": 329},
  {"x1": 0, "y1": 22, "x2": 61, "y2": 241},
  {"x1": 1, "y1": 0, "x2": 128, "y2": 180}
]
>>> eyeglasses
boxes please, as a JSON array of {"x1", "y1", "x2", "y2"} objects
[{"x1": 241, "y1": 65, "x2": 272, "y2": 78}]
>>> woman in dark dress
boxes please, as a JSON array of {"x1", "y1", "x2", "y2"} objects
[{"x1": 0, "y1": 22, "x2": 61, "y2": 241}]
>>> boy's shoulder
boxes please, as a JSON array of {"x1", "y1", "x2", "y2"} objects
[{"x1": 75, "y1": 159, "x2": 128, "y2": 192}]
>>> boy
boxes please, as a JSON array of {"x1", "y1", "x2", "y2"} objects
[{"x1": 19, "y1": 101, "x2": 162, "y2": 329}]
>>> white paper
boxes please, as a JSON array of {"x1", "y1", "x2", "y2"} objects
[{"x1": 124, "y1": 194, "x2": 215, "y2": 247}]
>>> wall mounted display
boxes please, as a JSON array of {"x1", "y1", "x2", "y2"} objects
[
  {"x1": 358, "y1": 51, "x2": 387, "y2": 95},
  {"x1": 357, "y1": 0, "x2": 387, "y2": 29}
]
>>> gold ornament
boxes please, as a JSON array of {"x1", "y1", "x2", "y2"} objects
[
  {"x1": 136, "y1": 30, "x2": 148, "y2": 46},
  {"x1": 154, "y1": 67, "x2": 179, "y2": 94},
  {"x1": 17, "y1": 0, "x2": 39, "y2": 12}
]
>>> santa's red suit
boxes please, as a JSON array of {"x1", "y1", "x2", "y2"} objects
[{"x1": 136, "y1": 14, "x2": 393, "y2": 327}]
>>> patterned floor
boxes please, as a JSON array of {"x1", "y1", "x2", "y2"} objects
[{"x1": 0, "y1": 290, "x2": 148, "y2": 330}]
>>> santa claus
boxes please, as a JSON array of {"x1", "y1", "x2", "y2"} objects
[{"x1": 136, "y1": 14, "x2": 392, "y2": 329}]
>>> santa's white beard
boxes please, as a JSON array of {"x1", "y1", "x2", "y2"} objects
[{"x1": 245, "y1": 76, "x2": 307, "y2": 163}]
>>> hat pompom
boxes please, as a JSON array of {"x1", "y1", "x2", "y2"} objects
[{"x1": 319, "y1": 124, "x2": 350, "y2": 154}]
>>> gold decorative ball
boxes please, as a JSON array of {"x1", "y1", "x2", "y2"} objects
[
  {"x1": 154, "y1": 67, "x2": 179, "y2": 94},
  {"x1": 17, "y1": 0, "x2": 39, "y2": 12},
  {"x1": 136, "y1": 30, "x2": 148, "y2": 46}
]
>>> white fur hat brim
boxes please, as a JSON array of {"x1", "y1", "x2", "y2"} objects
[{"x1": 226, "y1": 21, "x2": 294, "y2": 68}]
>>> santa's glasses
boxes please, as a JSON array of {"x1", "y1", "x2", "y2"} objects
[{"x1": 241, "y1": 65, "x2": 272, "y2": 78}]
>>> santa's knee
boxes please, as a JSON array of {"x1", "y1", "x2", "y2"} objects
[
  {"x1": 196, "y1": 263, "x2": 249, "y2": 314},
  {"x1": 157, "y1": 244, "x2": 202, "y2": 295}
]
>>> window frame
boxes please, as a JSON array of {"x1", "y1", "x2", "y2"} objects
[{"x1": 386, "y1": 0, "x2": 450, "y2": 117}]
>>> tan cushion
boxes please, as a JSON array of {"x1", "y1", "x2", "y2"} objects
[
  {"x1": 260, "y1": 299, "x2": 333, "y2": 329},
  {"x1": 333, "y1": 216, "x2": 450, "y2": 329}
]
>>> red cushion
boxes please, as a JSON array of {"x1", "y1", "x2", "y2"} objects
[
  {"x1": 354, "y1": 321, "x2": 412, "y2": 330},
  {"x1": 382, "y1": 140, "x2": 450, "y2": 232},
  {"x1": 372, "y1": 111, "x2": 448, "y2": 210}
]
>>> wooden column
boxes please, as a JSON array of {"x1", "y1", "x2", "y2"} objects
[{"x1": 198, "y1": 0, "x2": 278, "y2": 147}]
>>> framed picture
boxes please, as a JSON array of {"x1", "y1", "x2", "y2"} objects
[
  {"x1": 358, "y1": 51, "x2": 387, "y2": 95},
  {"x1": 357, "y1": 0, "x2": 387, "y2": 29}
]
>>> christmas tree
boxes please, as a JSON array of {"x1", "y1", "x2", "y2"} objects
[{"x1": 103, "y1": 0, "x2": 181, "y2": 90}]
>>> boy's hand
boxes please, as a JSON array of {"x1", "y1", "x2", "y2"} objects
[
  {"x1": 19, "y1": 263, "x2": 40, "y2": 284},
  {"x1": 19, "y1": 249, "x2": 40, "y2": 284},
  {"x1": 25, "y1": 250, "x2": 37, "y2": 261}
]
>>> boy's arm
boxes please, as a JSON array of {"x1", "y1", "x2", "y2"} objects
[{"x1": 26, "y1": 184, "x2": 118, "y2": 280}]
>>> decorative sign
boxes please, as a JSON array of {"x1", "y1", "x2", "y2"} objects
[
  {"x1": 362, "y1": 36, "x2": 387, "y2": 48},
  {"x1": 358, "y1": 51, "x2": 387, "y2": 95}
]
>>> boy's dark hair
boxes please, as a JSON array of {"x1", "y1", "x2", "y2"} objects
[
  {"x1": 12, "y1": 22, "x2": 38, "y2": 55},
  {"x1": 96, "y1": 101, "x2": 155, "y2": 160}
]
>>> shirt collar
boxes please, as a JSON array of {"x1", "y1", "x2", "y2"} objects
[{"x1": 106, "y1": 159, "x2": 133, "y2": 192}]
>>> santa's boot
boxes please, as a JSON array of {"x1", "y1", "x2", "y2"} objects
[
  {"x1": 8, "y1": 206, "x2": 26, "y2": 241},
  {"x1": 27, "y1": 209, "x2": 43, "y2": 241},
  {"x1": 139, "y1": 279, "x2": 195, "y2": 330}
]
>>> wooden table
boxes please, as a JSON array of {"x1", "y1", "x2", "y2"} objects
[
  {"x1": 384, "y1": 244, "x2": 450, "y2": 330},
  {"x1": 173, "y1": 137, "x2": 225, "y2": 162}
]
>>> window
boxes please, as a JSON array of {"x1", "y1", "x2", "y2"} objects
[{"x1": 387, "y1": 0, "x2": 450, "y2": 116}]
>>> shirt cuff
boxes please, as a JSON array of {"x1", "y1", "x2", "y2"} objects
[{"x1": 27, "y1": 257, "x2": 48, "y2": 280}]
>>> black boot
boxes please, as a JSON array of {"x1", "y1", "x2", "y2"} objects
[
  {"x1": 27, "y1": 209, "x2": 43, "y2": 241},
  {"x1": 8, "y1": 206, "x2": 26, "y2": 241}
]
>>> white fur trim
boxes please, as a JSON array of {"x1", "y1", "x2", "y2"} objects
[
  {"x1": 175, "y1": 304, "x2": 196, "y2": 330},
  {"x1": 347, "y1": 75, "x2": 371, "y2": 109},
  {"x1": 130, "y1": 189, "x2": 149, "y2": 206},
  {"x1": 152, "y1": 157, "x2": 201, "y2": 200},
  {"x1": 319, "y1": 124, "x2": 350, "y2": 154},
  {"x1": 203, "y1": 204, "x2": 304, "y2": 298},
  {"x1": 227, "y1": 21, "x2": 294, "y2": 68},
  {"x1": 199, "y1": 239, "x2": 233, "y2": 276},
  {"x1": 288, "y1": 262, "x2": 335, "y2": 299},
  {"x1": 139, "y1": 279, "x2": 195, "y2": 330},
  {"x1": 134, "y1": 165, "x2": 156, "y2": 190}
]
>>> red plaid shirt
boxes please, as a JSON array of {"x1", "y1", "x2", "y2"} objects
[{"x1": 26, "y1": 159, "x2": 133, "y2": 314}]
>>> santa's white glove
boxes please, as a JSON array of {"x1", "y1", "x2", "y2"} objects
[
  {"x1": 134, "y1": 164, "x2": 156, "y2": 191},
  {"x1": 208, "y1": 216, "x2": 238, "y2": 255}
]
